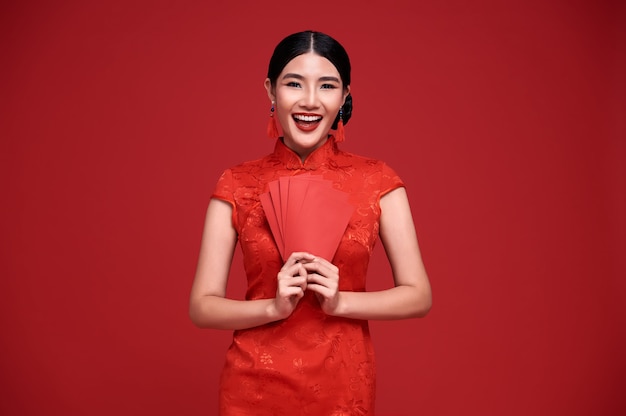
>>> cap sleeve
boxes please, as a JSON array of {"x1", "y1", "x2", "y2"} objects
[
  {"x1": 379, "y1": 162, "x2": 405, "y2": 198},
  {"x1": 211, "y1": 169, "x2": 238, "y2": 229}
]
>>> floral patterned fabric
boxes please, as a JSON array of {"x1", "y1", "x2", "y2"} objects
[{"x1": 212, "y1": 137, "x2": 404, "y2": 415}]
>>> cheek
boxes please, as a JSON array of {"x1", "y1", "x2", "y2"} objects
[
  {"x1": 275, "y1": 93, "x2": 294, "y2": 116},
  {"x1": 274, "y1": 100, "x2": 289, "y2": 119},
  {"x1": 322, "y1": 93, "x2": 343, "y2": 111},
  {"x1": 275, "y1": 105, "x2": 293, "y2": 131},
  {"x1": 277, "y1": 112, "x2": 291, "y2": 128}
]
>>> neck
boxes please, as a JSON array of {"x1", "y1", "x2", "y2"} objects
[{"x1": 282, "y1": 136, "x2": 330, "y2": 162}]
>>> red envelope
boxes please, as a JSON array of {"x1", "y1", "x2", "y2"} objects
[
  {"x1": 259, "y1": 191, "x2": 284, "y2": 257},
  {"x1": 260, "y1": 175, "x2": 354, "y2": 261}
]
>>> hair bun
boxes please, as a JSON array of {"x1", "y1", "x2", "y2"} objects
[{"x1": 332, "y1": 94, "x2": 352, "y2": 129}]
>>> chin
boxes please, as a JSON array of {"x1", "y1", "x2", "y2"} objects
[{"x1": 285, "y1": 131, "x2": 327, "y2": 150}]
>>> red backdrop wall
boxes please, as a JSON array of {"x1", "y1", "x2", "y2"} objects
[{"x1": 1, "y1": 1, "x2": 624, "y2": 415}]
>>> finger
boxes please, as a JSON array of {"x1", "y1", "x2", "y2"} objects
[
  {"x1": 278, "y1": 285, "x2": 305, "y2": 299},
  {"x1": 278, "y1": 283, "x2": 297, "y2": 299},
  {"x1": 306, "y1": 272, "x2": 327, "y2": 285},
  {"x1": 277, "y1": 270, "x2": 296, "y2": 282},
  {"x1": 305, "y1": 282, "x2": 334, "y2": 299},
  {"x1": 280, "y1": 257, "x2": 302, "y2": 271},
  {"x1": 286, "y1": 252, "x2": 316, "y2": 264},
  {"x1": 293, "y1": 277, "x2": 309, "y2": 291},
  {"x1": 281, "y1": 255, "x2": 315, "y2": 276},
  {"x1": 296, "y1": 266, "x2": 309, "y2": 291},
  {"x1": 307, "y1": 273, "x2": 338, "y2": 291},
  {"x1": 279, "y1": 274, "x2": 306, "y2": 288},
  {"x1": 309, "y1": 255, "x2": 337, "y2": 270},
  {"x1": 307, "y1": 255, "x2": 337, "y2": 269},
  {"x1": 295, "y1": 263, "x2": 309, "y2": 279},
  {"x1": 278, "y1": 262, "x2": 309, "y2": 279},
  {"x1": 303, "y1": 262, "x2": 338, "y2": 281}
]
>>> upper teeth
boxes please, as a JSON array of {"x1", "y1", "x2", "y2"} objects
[{"x1": 294, "y1": 115, "x2": 321, "y2": 122}]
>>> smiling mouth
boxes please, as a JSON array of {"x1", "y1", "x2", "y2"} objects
[{"x1": 293, "y1": 114, "x2": 322, "y2": 131}]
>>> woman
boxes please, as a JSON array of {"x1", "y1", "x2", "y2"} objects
[{"x1": 189, "y1": 30, "x2": 432, "y2": 415}]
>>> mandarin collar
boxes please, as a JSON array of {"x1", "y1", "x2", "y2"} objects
[{"x1": 271, "y1": 136, "x2": 338, "y2": 170}]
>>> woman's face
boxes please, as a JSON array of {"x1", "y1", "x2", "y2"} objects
[{"x1": 265, "y1": 52, "x2": 349, "y2": 160}]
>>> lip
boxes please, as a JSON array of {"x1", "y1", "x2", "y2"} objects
[{"x1": 292, "y1": 113, "x2": 322, "y2": 132}]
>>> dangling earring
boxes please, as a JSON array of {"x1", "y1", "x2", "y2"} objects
[
  {"x1": 334, "y1": 107, "x2": 345, "y2": 142},
  {"x1": 267, "y1": 101, "x2": 279, "y2": 139}
]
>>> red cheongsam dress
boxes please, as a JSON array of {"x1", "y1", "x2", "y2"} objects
[{"x1": 212, "y1": 136, "x2": 404, "y2": 415}]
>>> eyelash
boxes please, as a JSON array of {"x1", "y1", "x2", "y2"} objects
[{"x1": 286, "y1": 82, "x2": 337, "y2": 90}]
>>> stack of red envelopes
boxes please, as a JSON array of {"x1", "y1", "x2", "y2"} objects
[{"x1": 260, "y1": 174, "x2": 354, "y2": 261}]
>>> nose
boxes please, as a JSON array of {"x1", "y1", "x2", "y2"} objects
[{"x1": 301, "y1": 87, "x2": 320, "y2": 110}]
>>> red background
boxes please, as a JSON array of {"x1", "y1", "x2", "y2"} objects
[{"x1": 1, "y1": 1, "x2": 625, "y2": 415}]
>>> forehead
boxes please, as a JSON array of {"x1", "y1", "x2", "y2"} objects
[{"x1": 281, "y1": 53, "x2": 340, "y2": 78}]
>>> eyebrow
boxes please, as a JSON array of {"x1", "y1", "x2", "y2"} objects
[{"x1": 281, "y1": 73, "x2": 341, "y2": 83}]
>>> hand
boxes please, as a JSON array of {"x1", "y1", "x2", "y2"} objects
[
  {"x1": 273, "y1": 252, "x2": 315, "y2": 320},
  {"x1": 302, "y1": 256, "x2": 341, "y2": 315}
]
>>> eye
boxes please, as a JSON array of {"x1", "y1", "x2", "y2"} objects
[
  {"x1": 321, "y1": 84, "x2": 337, "y2": 89},
  {"x1": 286, "y1": 81, "x2": 301, "y2": 88}
]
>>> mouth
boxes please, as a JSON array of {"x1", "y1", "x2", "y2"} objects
[{"x1": 292, "y1": 114, "x2": 322, "y2": 132}]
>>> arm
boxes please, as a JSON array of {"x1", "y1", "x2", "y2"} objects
[
  {"x1": 305, "y1": 187, "x2": 432, "y2": 320},
  {"x1": 188, "y1": 199, "x2": 311, "y2": 330}
]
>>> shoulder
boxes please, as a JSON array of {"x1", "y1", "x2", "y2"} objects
[
  {"x1": 213, "y1": 152, "x2": 274, "y2": 196},
  {"x1": 219, "y1": 152, "x2": 275, "y2": 178},
  {"x1": 335, "y1": 147, "x2": 397, "y2": 175},
  {"x1": 334, "y1": 147, "x2": 404, "y2": 195}
]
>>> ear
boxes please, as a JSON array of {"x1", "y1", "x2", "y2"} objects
[
  {"x1": 264, "y1": 78, "x2": 275, "y2": 102},
  {"x1": 342, "y1": 85, "x2": 351, "y2": 105}
]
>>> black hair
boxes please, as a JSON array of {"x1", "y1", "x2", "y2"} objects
[{"x1": 267, "y1": 30, "x2": 352, "y2": 129}]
